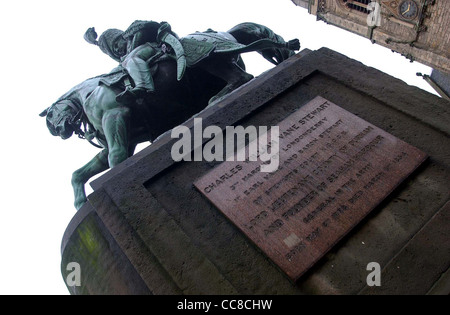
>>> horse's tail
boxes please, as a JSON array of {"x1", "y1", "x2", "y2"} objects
[{"x1": 228, "y1": 22, "x2": 300, "y2": 65}]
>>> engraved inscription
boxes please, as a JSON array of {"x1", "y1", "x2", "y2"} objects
[{"x1": 194, "y1": 96, "x2": 427, "y2": 281}]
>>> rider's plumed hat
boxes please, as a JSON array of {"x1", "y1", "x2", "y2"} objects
[{"x1": 84, "y1": 27, "x2": 125, "y2": 62}]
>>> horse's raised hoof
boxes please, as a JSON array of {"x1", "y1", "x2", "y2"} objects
[
  {"x1": 74, "y1": 199, "x2": 87, "y2": 211},
  {"x1": 207, "y1": 94, "x2": 228, "y2": 108}
]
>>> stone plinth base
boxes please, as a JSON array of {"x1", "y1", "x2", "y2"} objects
[{"x1": 61, "y1": 48, "x2": 450, "y2": 295}]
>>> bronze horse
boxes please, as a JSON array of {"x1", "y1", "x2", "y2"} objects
[{"x1": 40, "y1": 22, "x2": 299, "y2": 210}]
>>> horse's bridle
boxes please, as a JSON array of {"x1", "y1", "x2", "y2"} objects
[{"x1": 63, "y1": 100, "x2": 105, "y2": 149}]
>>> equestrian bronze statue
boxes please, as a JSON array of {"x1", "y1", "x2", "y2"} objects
[{"x1": 40, "y1": 21, "x2": 300, "y2": 210}]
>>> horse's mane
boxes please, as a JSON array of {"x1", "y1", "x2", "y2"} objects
[{"x1": 53, "y1": 67, "x2": 124, "y2": 107}]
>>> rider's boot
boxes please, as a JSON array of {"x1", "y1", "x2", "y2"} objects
[{"x1": 117, "y1": 56, "x2": 155, "y2": 104}]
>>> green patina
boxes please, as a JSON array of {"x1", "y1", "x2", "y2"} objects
[{"x1": 41, "y1": 20, "x2": 299, "y2": 210}]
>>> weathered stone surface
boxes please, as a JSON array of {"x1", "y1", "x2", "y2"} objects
[
  {"x1": 360, "y1": 200, "x2": 450, "y2": 295},
  {"x1": 194, "y1": 96, "x2": 427, "y2": 282},
  {"x1": 62, "y1": 47, "x2": 450, "y2": 295},
  {"x1": 61, "y1": 202, "x2": 151, "y2": 295}
]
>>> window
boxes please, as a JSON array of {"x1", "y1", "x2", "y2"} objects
[{"x1": 342, "y1": 0, "x2": 372, "y2": 14}]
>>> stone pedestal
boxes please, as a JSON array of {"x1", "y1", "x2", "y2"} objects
[{"x1": 61, "y1": 48, "x2": 450, "y2": 295}]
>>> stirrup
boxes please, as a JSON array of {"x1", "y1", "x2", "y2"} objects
[{"x1": 116, "y1": 88, "x2": 136, "y2": 104}]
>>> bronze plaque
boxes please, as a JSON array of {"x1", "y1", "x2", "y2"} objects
[{"x1": 194, "y1": 96, "x2": 428, "y2": 281}]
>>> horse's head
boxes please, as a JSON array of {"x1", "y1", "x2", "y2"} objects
[{"x1": 40, "y1": 99, "x2": 82, "y2": 140}]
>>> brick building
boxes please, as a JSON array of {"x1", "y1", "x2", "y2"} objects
[{"x1": 292, "y1": 0, "x2": 449, "y2": 75}]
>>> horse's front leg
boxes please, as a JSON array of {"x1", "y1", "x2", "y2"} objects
[
  {"x1": 71, "y1": 149, "x2": 109, "y2": 210},
  {"x1": 102, "y1": 107, "x2": 131, "y2": 167}
]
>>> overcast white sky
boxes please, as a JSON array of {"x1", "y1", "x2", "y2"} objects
[{"x1": 0, "y1": 0, "x2": 436, "y2": 295}]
